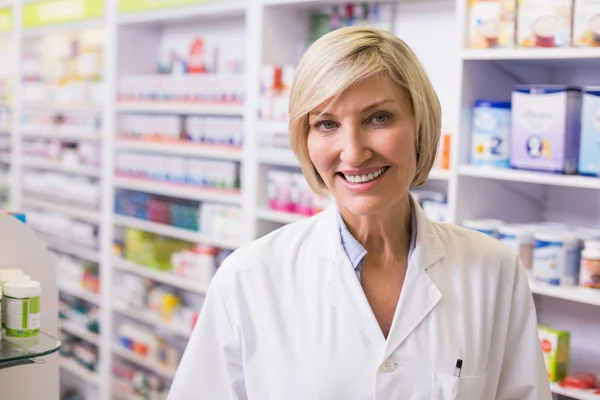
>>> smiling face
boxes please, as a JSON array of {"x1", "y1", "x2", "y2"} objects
[{"x1": 307, "y1": 74, "x2": 417, "y2": 217}]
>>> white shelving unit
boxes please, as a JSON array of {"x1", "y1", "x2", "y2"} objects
[{"x1": 1, "y1": 0, "x2": 598, "y2": 399}]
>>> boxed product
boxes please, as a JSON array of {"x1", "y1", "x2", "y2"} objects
[
  {"x1": 538, "y1": 325, "x2": 570, "y2": 382},
  {"x1": 579, "y1": 87, "x2": 600, "y2": 176},
  {"x1": 573, "y1": 0, "x2": 600, "y2": 46},
  {"x1": 468, "y1": 0, "x2": 517, "y2": 48},
  {"x1": 511, "y1": 85, "x2": 582, "y2": 174},
  {"x1": 517, "y1": 0, "x2": 573, "y2": 47}
]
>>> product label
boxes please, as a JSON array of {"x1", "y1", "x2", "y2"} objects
[
  {"x1": 4, "y1": 296, "x2": 40, "y2": 338},
  {"x1": 517, "y1": 0, "x2": 572, "y2": 47},
  {"x1": 533, "y1": 240, "x2": 563, "y2": 285},
  {"x1": 0, "y1": 7, "x2": 12, "y2": 32},
  {"x1": 573, "y1": 0, "x2": 600, "y2": 47},
  {"x1": 468, "y1": 0, "x2": 516, "y2": 49},
  {"x1": 23, "y1": 0, "x2": 104, "y2": 28},
  {"x1": 471, "y1": 107, "x2": 511, "y2": 167},
  {"x1": 119, "y1": 0, "x2": 215, "y2": 14},
  {"x1": 580, "y1": 258, "x2": 600, "y2": 288}
]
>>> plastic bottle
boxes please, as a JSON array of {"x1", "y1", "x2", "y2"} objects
[
  {"x1": 0, "y1": 269, "x2": 26, "y2": 329},
  {"x1": 580, "y1": 240, "x2": 600, "y2": 289},
  {"x1": 4, "y1": 280, "x2": 41, "y2": 338},
  {"x1": 533, "y1": 232, "x2": 580, "y2": 286}
]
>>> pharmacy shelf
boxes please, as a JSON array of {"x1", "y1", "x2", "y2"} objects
[
  {"x1": 22, "y1": 104, "x2": 103, "y2": 114},
  {"x1": 550, "y1": 383, "x2": 600, "y2": 400},
  {"x1": 113, "y1": 214, "x2": 241, "y2": 250},
  {"x1": 22, "y1": 132, "x2": 102, "y2": 142},
  {"x1": 113, "y1": 257, "x2": 207, "y2": 294},
  {"x1": 113, "y1": 302, "x2": 192, "y2": 339},
  {"x1": 256, "y1": 208, "x2": 309, "y2": 224},
  {"x1": 23, "y1": 197, "x2": 101, "y2": 224},
  {"x1": 41, "y1": 236, "x2": 101, "y2": 264},
  {"x1": 118, "y1": 1, "x2": 246, "y2": 25},
  {"x1": 529, "y1": 281, "x2": 600, "y2": 307},
  {"x1": 463, "y1": 48, "x2": 600, "y2": 62},
  {"x1": 112, "y1": 345, "x2": 177, "y2": 380},
  {"x1": 59, "y1": 356, "x2": 100, "y2": 386},
  {"x1": 115, "y1": 139, "x2": 242, "y2": 161},
  {"x1": 257, "y1": 148, "x2": 300, "y2": 168},
  {"x1": 114, "y1": 175, "x2": 242, "y2": 205},
  {"x1": 458, "y1": 165, "x2": 600, "y2": 190},
  {"x1": 117, "y1": 101, "x2": 244, "y2": 116},
  {"x1": 60, "y1": 319, "x2": 101, "y2": 346},
  {"x1": 21, "y1": 157, "x2": 102, "y2": 177},
  {"x1": 59, "y1": 283, "x2": 101, "y2": 306}
]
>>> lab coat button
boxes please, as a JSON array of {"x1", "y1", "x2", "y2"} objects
[{"x1": 380, "y1": 357, "x2": 395, "y2": 373}]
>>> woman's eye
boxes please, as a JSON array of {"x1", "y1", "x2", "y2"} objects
[
  {"x1": 316, "y1": 120, "x2": 337, "y2": 131},
  {"x1": 370, "y1": 113, "x2": 390, "y2": 125}
]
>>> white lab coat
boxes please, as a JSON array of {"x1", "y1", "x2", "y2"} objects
[{"x1": 168, "y1": 202, "x2": 552, "y2": 400}]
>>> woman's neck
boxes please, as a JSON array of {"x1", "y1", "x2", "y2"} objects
[{"x1": 338, "y1": 195, "x2": 413, "y2": 260}]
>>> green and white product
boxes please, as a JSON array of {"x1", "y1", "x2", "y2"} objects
[
  {"x1": 0, "y1": 269, "x2": 26, "y2": 329},
  {"x1": 4, "y1": 280, "x2": 41, "y2": 338}
]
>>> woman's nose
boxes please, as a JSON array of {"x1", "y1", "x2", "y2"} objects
[{"x1": 339, "y1": 125, "x2": 372, "y2": 166}]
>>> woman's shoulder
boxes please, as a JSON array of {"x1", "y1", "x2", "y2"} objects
[
  {"x1": 431, "y1": 221, "x2": 518, "y2": 268},
  {"x1": 214, "y1": 213, "x2": 324, "y2": 279}
]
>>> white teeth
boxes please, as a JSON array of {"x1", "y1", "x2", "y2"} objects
[{"x1": 343, "y1": 167, "x2": 386, "y2": 184}]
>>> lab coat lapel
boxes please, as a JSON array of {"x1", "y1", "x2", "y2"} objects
[
  {"x1": 315, "y1": 204, "x2": 387, "y2": 355},
  {"x1": 383, "y1": 202, "x2": 445, "y2": 359}
]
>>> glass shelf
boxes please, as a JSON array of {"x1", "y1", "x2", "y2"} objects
[{"x1": 0, "y1": 332, "x2": 61, "y2": 367}]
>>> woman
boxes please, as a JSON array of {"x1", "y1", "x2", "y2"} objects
[{"x1": 169, "y1": 27, "x2": 551, "y2": 400}]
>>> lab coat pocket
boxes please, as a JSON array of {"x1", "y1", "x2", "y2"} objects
[{"x1": 431, "y1": 372, "x2": 487, "y2": 400}]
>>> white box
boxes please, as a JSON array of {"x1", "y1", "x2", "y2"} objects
[
  {"x1": 573, "y1": 0, "x2": 600, "y2": 46},
  {"x1": 517, "y1": 0, "x2": 573, "y2": 48},
  {"x1": 468, "y1": 0, "x2": 516, "y2": 49}
]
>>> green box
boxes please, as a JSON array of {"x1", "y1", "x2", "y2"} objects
[
  {"x1": 538, "y1": 325, "x2": 570, "y2": 383},
  {"x1": 124, "y1": 228, "x2": 192, "y2": 271}
]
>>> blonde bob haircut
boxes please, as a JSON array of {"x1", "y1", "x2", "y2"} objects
[{"x1": 289, "y1": 26, "x2": 442, "y2": 195}]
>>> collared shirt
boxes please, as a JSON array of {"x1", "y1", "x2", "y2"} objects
[{"x1": 336, "y1": 205, "x2": 417, "y2": 280}]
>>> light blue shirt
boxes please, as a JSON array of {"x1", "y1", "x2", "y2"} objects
[{"x1": 336, "y1": 206, "x2": 417, "y2": 280}]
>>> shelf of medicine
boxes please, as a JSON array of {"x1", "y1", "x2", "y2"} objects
[
  {"x1": 112, "y1": 344, "x2": 177, "y2": 380},
  {"x1": 256, "y1": 208, "x2": 310, "y2": 225},
  {"x1": 22, "y1": 133, "x2": 102, "y2": 142},
  {"x1": 60, "y1": 319, "x2": 101, "y2": 346},
  {"x1": 257, "y1": 148, "x2": 300, "y2": 168},
  {"x1": 462, "y1": 48, "x2": 600, "y2": 62},
  {"x1": 113, "y1": 302, "x2": 192, "y2": 340},
  {"x1": 21, "y1": 157, "x2": 102, "y2": 178},
  {"x1": 117, "y1": 0, "x2": 247, "y2": 25},
  {"x1": 550, "y1": 383, "x2": 600, "y2": 400},
  {"x1": 114, "y1": 175, "x2": 242, "y2": 205},
  {"x1": 115, "y1": 139, "x2": 243, "y2": 161},
  {"x1": 22, "y1": 197, "x2": 101, "y2": 224},
  {"x1": 113, "y1": 214, "x2": 242, "y2": 250},
  {"x1": 59, "y1": 283, "x2": 102, "y2": 306},
  {"x1": 22, "y1": 104, "x2": 103, "y2": 114},
  {"x1": 41, "y1": 235, "x2": 101, "y2": 264},
  {"x1": 458, "y1": 165, "x2": 600, "y2": 190},
  {"x1": 113, "y1": 257, "x2": 208, "y2": 295},
  {"x1": 529, "y1": 281, "x2": 600, "y2": 308},
  {"x1": 59, "y1": 356, "x2": 100, "y2": 386},
  {"x1": 116, "y1": 101, "x2": 245, "y2": 116}
]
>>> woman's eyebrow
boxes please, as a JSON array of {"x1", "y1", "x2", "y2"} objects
[{"x1": 309, "y1": 99, "x2": 395, "y2": 119}]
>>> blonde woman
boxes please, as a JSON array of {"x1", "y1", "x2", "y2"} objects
[{"x1": 169, "y1": 27, "x2": 551, "y2": 400}]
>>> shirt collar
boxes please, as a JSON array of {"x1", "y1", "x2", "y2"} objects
[{"x1": 336, "y1": 201, "x2": 418, "y2": 273}]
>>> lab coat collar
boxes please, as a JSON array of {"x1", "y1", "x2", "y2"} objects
[{"x1": 314, "y1": 195, "x2": 445, "y2": 358}]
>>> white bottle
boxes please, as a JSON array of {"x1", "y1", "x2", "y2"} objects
[
  {"x1": 4, "y1": 280, "x2": 41, "y2": 339},
  {"x1": 0, "y1": 269, "x2": 26, "y2": 330}
]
